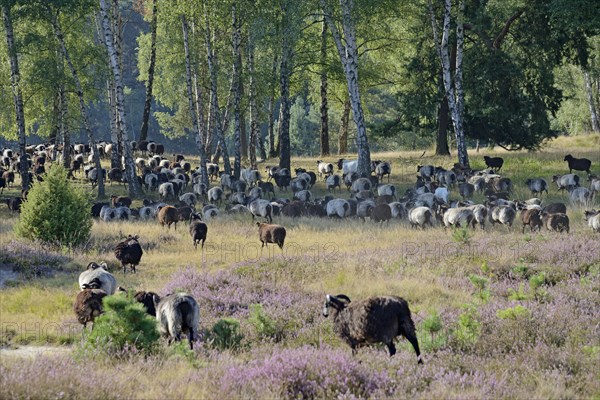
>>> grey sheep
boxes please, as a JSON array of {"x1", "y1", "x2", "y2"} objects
[
  {"x1": 248, "y1": 186, "x2": 263, "y2": 202},
  {"x1": 78, "y1": 262, "x2": 117, "y2": 295},
  {"x1": 357, "y1": 200, "x2": 376, "y2": 221},
  {"x1": 542, "y1": 202, "x2": 567, "y2": 214},
  {"x1": 584, "y1": 210, "x2": 600, "y2": 232},
  {"x1": 353, "y1": 190, "x2": 374, "y2": 202},
  {"x1": 189, "y1": 213, "x2": 208, "y2": 249},
  {"x1": 568, "y1": 186, "x2": 592, "y2": 206},
  {"x1": 417, "y1": 165, "x2": 435, "y2": 181},
  {"x1": 388, "y1": 202, "x2": 407, "y2": 219},
  {"x1": 467, "y1": 204, "x2": 488, "y2": 230},
  {"x1": 145, "y1": 173, "x2": 158, "y2": 191},
  {"x1": 442, "y1": 207, "x2": 475, "y2": 230},
  {"x1": 351, "y1": 178, "x2": 371, "y2": 193},
  {"x1": 294, "y1": 189, "x2": 312, "y2": 202},
  {"x1": 208, "y1": 186, "x2": 224, "y2": 206},
  {"x1": 589, "y1": 176, "x2": 600, "y2": 198},
  {"x1": 373, "y1": 160, "x2": 392, "y2": 183},
  {"x1": 344, "y1": 172, "x2": 359, "y2": 191},
  {"x1": 249, "y1": 199, "x2": 273, "y2": 223},
  {"x1": 525, "y1": 178, "x2": 548, "y2": 196},
  {"x1": 322, "y1": 294, "x2": 422, "y2": 363},
  {"x1": 408, "y1": 206, "x2": 433, "y2": 229},
  {"x1": 179, "y1": 193, "x2": 197, "y2": 207},
  {"x1": 458, "y1": 182, "x2": 475, "y2": 199},
  {"x1": 489, "y1": 205, "x2": 517, "y2": 228},
  {"x1": 155, "y1": 293, "x2": 200, "y2": 350},
  {"x1": 542, "y1": 212, "x2": 570, "y2": 233},
  {"x1": 552, "y1": 174, "x2": 579, "y2": 191},
  {"x1": 158, "y1": 182, "x2": 175, "y2": 201},
  {"x1": 241, "y1": 168, "x2": 261, "y2": 187},
  {"x1": 290, "y1": 177, "x2": 309, "y2": 193},
  {"x1": 326, "y1": 199, "x2": 351, "y2": 218},
  {"x1": 326, "y1": 174, "x2": 342, "y2": 192},
  {"x1": 377, "y1": 184, "x2": 395, "y2": 198},
  {"x1": 257, "y1": 222, "x2": 286, "y2": 250}
]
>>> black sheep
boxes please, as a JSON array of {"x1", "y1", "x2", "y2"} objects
[
  {"x1": 91, "y1": 202, "x2": 109, "y2": 217},
  {"x1": 483, "y1": 156, "x2": 504, "y2": 172},
  {"x1": 189, "y1": 213, "x2": 208, "y2": 249},
  {"x1": 134, "y1": 291, "x2": 161, "y2": 316},
  {"x1": 564, "y1": 154, "x2": 592, "y2": 175},
  {"x1": 323, "y1": 294, "x2": 422, "y2": 363},
  {"x1": 114, "y1": 235, "x2": 143, "y2": 273},
  {"x1": 5, "y1": 197, "x2": 22, "y2": 213}
]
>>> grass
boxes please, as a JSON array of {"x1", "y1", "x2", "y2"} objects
[{"x1": 0, "y1": 134, "x2": 599, "y2": 398}]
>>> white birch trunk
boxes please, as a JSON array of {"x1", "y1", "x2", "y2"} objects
[
  {"x1": 99, "y1": 0, "x2": 141, "y2": 196},
  {"x1": 231, "y1": 3, "x2": 242, "y2": 179},
  {"x1": 583, "y1": 70, "x2": 600, "y2": 132}
]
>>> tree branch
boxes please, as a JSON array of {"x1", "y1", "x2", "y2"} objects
[{"x1": 493, "y1": 10, "x2": 524, "y2": 50}]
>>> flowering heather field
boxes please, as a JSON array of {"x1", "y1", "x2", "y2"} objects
[{"x1": 1, "y1": 142, "x2": 599, "y2": 399}]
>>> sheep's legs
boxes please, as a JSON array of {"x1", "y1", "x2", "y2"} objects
[{"x1": 386, "y1": 342, "x2": 396, "y2": 356}]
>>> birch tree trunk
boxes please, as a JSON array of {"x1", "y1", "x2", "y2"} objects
[
  {"x1": 248, "y1": 37, "x2": 259, "y2": 167},
  {"x1": 204, "y1": 7, "x2": 231, "y2": 174},
  {"x1": 139, "y1": 0, "x2": 158, "y2": 142},
  {"x1": 108, "y1": 78, "x2": 121, "y2": 168},
  {"x1": 277, "y1": 4, "x2": 293, "y2": 171},
  {"x1": 429, "y1": 0, "x2": 469, "y2": 168},
  {"x1": 338, "y1": 96, "x2": 350, "y2": 154},
  {"x1": 583, "y1": 69, "x2": 600, "y2": 132},
  {"x1": 268, "y1": 54, "x2": 278, "y2": 158},
  {"x1": 231, "y1": 3, "x2": 242, "y2": 179},
  {"x1": 52, "y1": 11, "x2": 106, "y2": 198},
  {"x1": 182, "y1": 15, "x2": 209, "y2": 187},
  {"x1": 319, "y1": 19, "x2": 330, "y2": 156},
  {"x1": 99, "y1": 0, "x2": 141, "y2": 196},
  {"x1": 321, "y1": 0, "x2": 370, "y2": 177},
  {"x1": 59, "y1": 85, "x2": 71, "y2": 169},
  {"x1": 2, "y1": 5, "x2": 29, "y2": 191}
]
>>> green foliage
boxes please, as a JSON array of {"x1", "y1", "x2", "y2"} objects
[
  {"x1": 420, "y1": 310, "x2": 446, "y2": 352},
  {"x1": 452, "y1": 304, "x2": 480, "y2": 350},
  {"x1": 248, "y1": 304, "x2": 280, "y2": 341},
  {"x1": 496, "y1": 305, "x2": 531, "y2": 321},
  {"x1": 84, "y1": 295, "x2": 159, "y2": 356},
  {"x1": 207, "y1": 318, "x2": 243, "y2": 350},
  {"x1": 468, "y1": 274, "x2": 490, "y2": 302},
  {"x1": 451, "y1": 226, "x2": 472, "y2": 245},
  {"x1": 511, "y1": 262, "x2": 529, "y2": 279},
  {"x1": 15, "y1": 165, "x2": 91, "y2": 248},
  {"x1": 508, "y1": 283, "x2": 530, "y2": 301}
]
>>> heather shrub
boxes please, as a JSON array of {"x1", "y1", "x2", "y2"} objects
[
  {"x1": 219, "y1": 346, "x2": 391, "y2": 399},
  {"x1": 207, "y1": 318, "x2": 244, "y2": 350},
  {"x1": 15, "y1": 165, "x2": 91, "y2": 248},
  {"x1": 83, "y1": 295, "x2": 159, "y2": 356}
]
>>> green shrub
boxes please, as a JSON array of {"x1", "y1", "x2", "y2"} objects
[
  {"x1": 207, "y1": 318, "x2": 243, "y2": 350},
  {"x1": 451, "y1": 225, "x2": 472, "y2": 245},
  {"x1": 248, "y1": 304, "x2": 281, "y2": 341},
  {"x1": 496, "y1": 305, "x2": 531, "y2": 320},
  {"x1": 15, "y1": 165, "x2": 91, "y2": 248},
  {"x1": 451, "y1": 304, "x2": 480, "y2": 350},
  {"x1": 84, "y1": 295, "x2": 159, "y2": 356}
]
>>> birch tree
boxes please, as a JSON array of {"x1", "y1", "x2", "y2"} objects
[
  {"x1": 231, "y1": 2, "x2": 242, "y2": 179},
  {"x1": 429, "y1": 0, "x2": 469, "y2": 167},
  {"x1": 139, "y1": 0, "x2": 158, "y2": 142},
  {"x1": 181, "y1": 14, "x2": 209, "y2": 187},
  {"x1": 99, "y1": 0, "x2": 141, "y2": 196},
  {"x1": 2, "y1": 3, "x2": 29, "y2": 191},
  {"x1": 51, "y1": 9, "x2": 105, "y2": 198},
  {"x1": 319, "y1": 19, "x2": 330, "y2": 156},
  {"x1": 321, "y1": 0, "x2": 371, "y2": 177}
]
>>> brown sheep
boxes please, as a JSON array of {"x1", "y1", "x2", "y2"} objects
[
  {"x1": 368, "y1": 204, "x2": 392, "y2": 222},
  {"x1": 257, "y1": 222, "x2": 286, "y2": 252},
  {"x1": 73, "y1": 287, "x2": 107, "y2": 330},
  {"x1": 323, "y1": 294, "x2": 422, "y2": 363},
  {"x1": 520, "y1": 208, "x2": 543, "y2": 233},
  {"x1": 189, "y1": 213, "x2": 208, "y2": 249},
  {"x1": 158, "y1": 205, "x2": 179, "y2": 230},
  {"x1": 111, "y1": 195, "x2": 132, "y2": 208},
  {"x1": 542, "y1": 212, "x2": 570, "y2": 233}
]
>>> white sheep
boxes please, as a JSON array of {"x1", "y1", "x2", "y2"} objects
[
  {"x1": 78, "y1": 262, "x2": 117, "y2": 295},
  {"x1": 442, "y1": 207, "x2": 474, "y2": 229},
  {"x1": 584, "y1": 210, "x2": 600, "y2": 232},
  {"x1": 377, "y1": 184, "x2": 395, "y2": 198},
  {"x1": 434, "y1": 187, "x2": 449, "y2": 204}
]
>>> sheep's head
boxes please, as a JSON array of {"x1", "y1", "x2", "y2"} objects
[
  {"x1": 323, "y1": 294, "x2": 351, "y2": 317},
  {"x1": 564, "y1": 155, "x2": 572, "y2": 161}
]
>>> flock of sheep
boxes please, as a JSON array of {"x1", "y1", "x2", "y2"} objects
[{"x1": 2, "y1": 141, "x2": 599, "y2": 359}]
